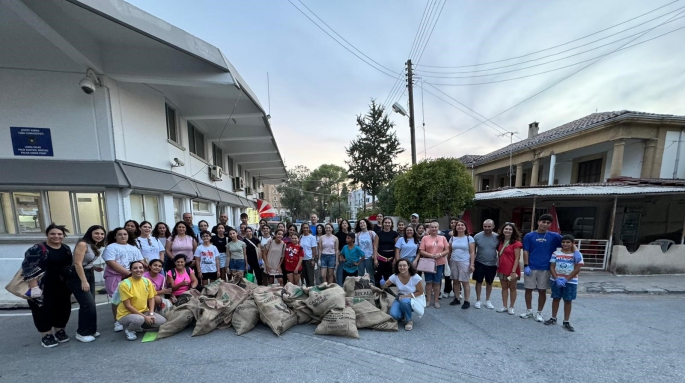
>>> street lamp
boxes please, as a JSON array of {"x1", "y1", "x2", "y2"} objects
[{"x1": 392, "y1": 102, "x2": 418, "y2": 164}]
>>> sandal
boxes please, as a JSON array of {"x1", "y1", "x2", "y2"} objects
[
  {"x1": 434, "y1": 302, "x2": 440, "y2": 309},
  {"x1": 404, "y1": 321, "x2": 413, "y2": 331}
]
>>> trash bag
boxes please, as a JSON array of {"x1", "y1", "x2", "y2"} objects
[
  {"x1": 314, "y1": 307, "x2": 359, "y2": 338},
  {"x1": 232, "y1": 299, "x2": 260, "y2": 335},
  {"x1": 374, "y1": 287, "x2": 398, "y2": 314},
  {"x1": 345, "y1": 297, "x2": 398, "y2": 331},
  {"x1": 343, "y1": 275, "x2": 374, "y2": 302},
  {"x1": 282, "y1": 283, "x2": 319, "y2": 324},
  {"x1": 193, "y1": 281, "x2": 248, "y2": 336},
  {"x1": 254, "y1": 286, "x2": 298, "y2": 336},
  {"x1": 304, "y1": 282, "x2": 346, "y2": 317},
  {"x1": 157, "y1": 306, "x2": 195, "y2": 339}
]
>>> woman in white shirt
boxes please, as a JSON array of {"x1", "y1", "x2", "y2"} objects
[
  {"x1": 384, "y1": 259, "x2": 424, "y2": 331},
  {"x1": 448, "y1": 220, "x2": 475, "y2": 309},
  {"x1": 137, "y1": 221, "x2": 165, "y2": 262},
  {"x1": 395, "y1": 225, "x2": 419, "y2": 267},
  {"x1": 355, "y1": 219, "x2": 378, "y2": 285},
  {"x1": 299, "y1": 223, "x2": 318, "y2": 287}
]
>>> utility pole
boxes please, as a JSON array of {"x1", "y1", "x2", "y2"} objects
[
  {"x1": 406, "y1": 59, "x2": 417, "y2": 165},
  {"x1": 499, "y1": 132, "x2": 517, "y2": 187}
]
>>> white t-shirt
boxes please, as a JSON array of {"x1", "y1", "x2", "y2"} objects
[
  {"x1": 299, "y1": 234, "x2": 317, "y2": 260},
  {"x1": 102, "y1": 243, "x2": 143, "y2": 269},
  {"x1": 195, "y1": 244, "x2": 219, "y2": 273},
  {"x1": 137, "y1": 237, "x2": 164, "y2": 261},
  {"x1": 389, "y1": 274, "x2": 422, "y2": 296},
  {"x1": 356, "y1": 231, "x2": 376, "y2": 258},
  {"x1": 450, "y1": 235, "x2": 474, "y2": 262}
]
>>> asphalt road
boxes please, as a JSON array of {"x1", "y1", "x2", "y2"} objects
[{"x1": 1, "y1": 291, "x2": 683, "y2": 383}]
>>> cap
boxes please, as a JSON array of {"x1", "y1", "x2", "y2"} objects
[{"x1": 411, "y1": 213, "x2": 419, "y2": 218}]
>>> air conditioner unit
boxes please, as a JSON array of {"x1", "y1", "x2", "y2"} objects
[
  {"x1": 258, "y1": 192, "x2": 265, "y2": 199},
  {"x1": 233, "y1": 176, "x2": 244, "y2": 191},
  {"x1": 245, "y1": 186, "x2": 253, "y2": 195},
  {"x1": 209, "y1": 165, "x2": 223, "y2": 181}
]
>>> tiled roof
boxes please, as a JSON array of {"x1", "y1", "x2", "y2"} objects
[
  {"x1": 469, "y1": 110, "x2": 685, "y2": 166},
  {"x1": 474, "y1": 183, "x2": 685, "y2": 200},
  {"x1": 457, "y1": 154, "x2": 482, "y2": 164}
]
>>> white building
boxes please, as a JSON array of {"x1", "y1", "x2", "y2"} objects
[
  {"x1": 348, "y1": 189, "x2": 377, "y2": 220},
  {"x1": 0, "y1": 0, "x2": 286, "y2": 300}
]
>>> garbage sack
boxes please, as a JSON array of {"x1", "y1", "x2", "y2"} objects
[
  {"x1": 343, "y1": 275, "x2": 374, "y2": 302},
  {"x1": 158, "y1": 298, "x2": 173, "y2": 318},
  {"x1": 314, "y1": 307, "x2": 359, "y2": 338},
  {"x1": 304, "y1": 283, "x2": 346, "y2": 317},
  {"x1": 282, "y1": 283, "x2": 319, "y2": 324},
  {"x1": 193, "y1": 281, "x2": 248, "y2": 336},
  {"x1": 374, "y1": 287, "x2": 398, "y2": 314},
  {"x1": 232, "y1": 299, "x2": 260, "y2": 335},
  {"x1": 236, "y1": 278, "x2": 259, "y2": 295},
  {"x1": 345, "y1": 297, "x2": 398, "y2": 331},
  {"x1": 254, "y1": 286, "x2": 298, "y2": 336},
  {"x1": 157, "y1": 306, "x2": 194, "y2": 339}
]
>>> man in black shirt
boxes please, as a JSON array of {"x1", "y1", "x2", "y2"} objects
[{"x1": 211, "y1": 213, "x2": 232, "y2": 235}]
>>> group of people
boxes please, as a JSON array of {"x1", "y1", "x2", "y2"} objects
[{"x1": 21, "y1": 210, "x2": 582, "y2": 347}]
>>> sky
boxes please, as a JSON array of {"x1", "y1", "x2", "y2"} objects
[{"x1": 127, "y1": 0, "x2": 685, "y2": 172}]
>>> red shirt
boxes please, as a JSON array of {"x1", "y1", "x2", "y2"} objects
[
  {"x1": 497, "y1": 240, "x2": 523, "y2": 276},
  {"x1": 284, "y1": 243, "x2": 304, "y2": 272}
]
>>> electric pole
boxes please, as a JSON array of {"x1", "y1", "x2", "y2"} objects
[
  {"x1": 406, "y1": 59, "x2": 417, "y2": 165},
  {"x1": 498, "y1": 131, "x2": 516, "y2": 187}
]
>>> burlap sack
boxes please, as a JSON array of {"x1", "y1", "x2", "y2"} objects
[
  {"x1": 345, "y1": 297, "x2": 397, "y2": 331},
  {"x1": 282, "y1": 283, "x2": 319, "y2": 324},
  {"x1": 305, "y1": 282, "x2": 346, "y2": 317},
  {"x1": 236, "y1": 278, "x2": 259, "y2": 295},
  {"x1": 254, "y1": 286, "x2": 298, "y2": 336},
  {"x1": 343, "y1": 276, "x2": 374, "y2": 302},
  {"x1": 193, "y1": 281, "x2": 248, "y2": 336},
  {"x1": 374, "y1": 287, "x2": 398, "y2": 314},
  {"x1": 314, "y1": 307, "x2": 359, "y2": 338},
  {"x1": 232, "y1": 299, "x2": 260, "y2": 335},
  {"x1": 157, "y1": 307, "x2": 194, "y2": 339}
]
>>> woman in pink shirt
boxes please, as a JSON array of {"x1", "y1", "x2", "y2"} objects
[
  {"x1": 166, "y1": 254, "x2": 198, "y2": 303},
  {"x1": 143, "y1": 259, "x2": 172, "y2": 307},
  {"x1": 165, "y1": 222, "x2": 198, "y2": 270},
  {"x1": 419, "y1": 221, "x2": 449, "y2": 308}
]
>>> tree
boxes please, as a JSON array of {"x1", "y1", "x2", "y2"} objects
[
  {"x1": 346, "y1": 99, "x2": 404, "y2": 209},
  {"x1": 308, "y1": 164, "x2": 347, "y2": 219},
  {"x1": 394, "y1": 158, "x2": 475, "y2": 219},
  {"x1": 376, "y1": 177, "x2": 398, "y2": 216},
  {"x1": 277, "y1": 165, "x2": 315, "y2": 220}
]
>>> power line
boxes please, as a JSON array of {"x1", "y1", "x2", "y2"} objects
[
  {"x1": 408, "y1": 0, "x2": 435, "y2": 60},
  {"x1": 416, "y1": 0, "x2": 680, "y2": 68},
  {"x1": 415, "y1": 0, "x2": 447, "y2": 66}
]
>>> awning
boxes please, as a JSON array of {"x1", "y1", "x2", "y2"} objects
[
  {"x1": 0, "y1": 159, "x2": 128, "y2": 188},
  {"x1": 475, "y1": 185, "x2": 685, "y2": 201}
]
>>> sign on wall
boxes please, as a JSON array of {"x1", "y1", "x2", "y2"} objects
[{"x1": 10, "y1": 127, "x2": 54, "y2": 156}]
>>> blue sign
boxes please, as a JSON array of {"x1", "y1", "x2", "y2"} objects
[{"x1": 10, "y1": 127, "x2": 54, "y2": 156}]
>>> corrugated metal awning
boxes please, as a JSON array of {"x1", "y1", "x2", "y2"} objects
[{"x1": 475, "y1": 185, "x2": 685, "y2": 201}]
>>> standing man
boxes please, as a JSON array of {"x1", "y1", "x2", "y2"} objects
[
  {"x1": 212, "y1": 213, "x2": 232, "y2": 235},
  {"x1": 372, "y1": 213, "x2": 383, "y2": 233},
  {"x1": 310, "y1": 213, "x2": 322, "y2": 284},
  {"x1": 410, "y1": 213, "x2": 419, "y2": 228},
  {"x1": 472, "y1": 219, "x2": 499, "y2": 309},
  {"x1": 310, "y1": 213, "x2": 319, "y2": 229},
  {"x1": 239, "y1": 212, "x2": 249, "y2": 229},
  {"x1": 183, "y1": 212, "x2": 200, "y2": 237},
  {"x1": 520, "y1": 214, "x2": 562, "y2": 322}
]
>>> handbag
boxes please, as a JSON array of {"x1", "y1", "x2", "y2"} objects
[
  {"x1": 443, "y1": 262, "x2": 451, "y2": 277},
  {"x1": 416, "y1": 257, "x2": 437, "y2": 273},
  {"x1": 5, "y1": 267, "x2": 38, "y2": 300},
  {"x1": 410, "y1": 293, "x2": 426, "y2": 318}
]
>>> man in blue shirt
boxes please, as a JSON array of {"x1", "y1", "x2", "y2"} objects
[
  {"x1": 183, "y1": 212, "x2": 200, "y2": 237},
  {"x1": 520, "y1": 213, "x2": 562, "y2": 322}
]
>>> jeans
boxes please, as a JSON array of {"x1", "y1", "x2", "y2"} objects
[
  {"x1": 390, "y1": 297, "x2": 413, "y2": 321},
  {"x1": 336, "y1": 263, "x2": 344, "y2": 287},
  {"x1": 358, "y1": 258, "x2": 375, "y2": 285},
  {"x1": 302, "y1": 260, "x2": 315, "y2": 287},
  {"x1": 424, "y1": 265, "x2": 444, "y2": 284},
  {"x1": 66, "y1": 268, "x2": 98, "y2": 336}
]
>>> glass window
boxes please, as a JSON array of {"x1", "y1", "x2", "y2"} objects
[
  {"x1": 47, "y1": 191, "x2": 74, "y2": 234},
  {"x1": 188, "y1": 123, "x2": 205, "y2": 159},
  {"x1": 173, "y1": 197, "x2": 183, "y2": 223},
  {"x1": 213, "y1": 144, "x2": 223, "y2": 168},
  {"x1": 74, "y1": 193, "x2": 105, "y2": 233},
  {"x1": 166, "y1": 103, "x2": 178, "y2": 143},
  {"x1": 577, "y1": 158, "x2": 603, "y2": 183},
  {"x1": 193, "y1": 200, "x2": 211, "y2": 213},
  {"x1": 129, "y1": 194, "x2": 159, "y2": 223},
  {"x1": 130, "y1": 194, "x2": 144, "y2": 222},
  {"x1": 0, "y1": 192, "x2": 16, "y2": 234},
  {"x1": 227, "y1": 156, "x2": 234, "y2": 176},
  {"x1": 238, "y1": 164, "x2": 243, "y2": 179},
  {"x1": 14, "y1": 192, "x2": 44, "y2": 234}
]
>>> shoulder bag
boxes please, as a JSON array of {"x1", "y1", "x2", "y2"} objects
[{"x1": 410, "y1": 292, "x2": 426, "y2": 318}]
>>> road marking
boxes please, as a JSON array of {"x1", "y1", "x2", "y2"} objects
[{"x1": 0, "y1": 301, "x2": 111, "y2": 317}]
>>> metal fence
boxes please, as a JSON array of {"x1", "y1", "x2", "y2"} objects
[{"x1": 576, "y1": 239, "x2": 609, "y2": 270}]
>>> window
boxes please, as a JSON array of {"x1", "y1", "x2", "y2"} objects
[
  {"x1": 577, "y1": 158, "x2": 603, "y2": 183},
  {"x1": 481, "y1": 178, "x2": 490, "y2": 191},
  {"x1": 129, "y1": 194, "x2": 159, "y2": 224},
  {"x1": 193, "y1": 200, "x2": 211, "y2": 213},
  {"x1": 227, "y1": 156, "x2": 234, "y2": 176},
  {"x1": 212, "y1": 144, "x2": 223, "y2": 168},
  {"x1": 238, "y1": 164, "x2": 243, "y2": 179},
  {"x1": 188, "y1": 123, "x2": 206, "y2": 159},
  {"x1": 165, "y1": 103, "x2": 178, "y2": 143},
  {"x1": 173, "y1": 197, "x2": 183, "y2": 223},
  {"x1": 253, "y1": 177, "x2": 257, "y2": 189}
]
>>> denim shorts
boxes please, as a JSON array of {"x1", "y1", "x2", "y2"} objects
[
  {"x1": 229, "y1": 258, "x2": 246, "y2": 271},
  {"x1": 423, "y1": 264, "x2": 444, "y2": 284},
  {"x1": 218, "y1": 253, "x2": 227, "y2": 268},
  {"x1": 321, "y1": 253, "x2": 336, "y2": 269},
  {"x1": 550, "y1": 282, "x2": 578, "y2": 301}
]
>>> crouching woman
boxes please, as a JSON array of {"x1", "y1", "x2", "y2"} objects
[
  {"x1": 116, "y1": 260, "x2": 166, "y2": 341},
  {"x1": 383, "y1": 259, "x2": 424, "y2": 331}
]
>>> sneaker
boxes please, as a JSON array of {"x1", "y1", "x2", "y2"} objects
[
  {"x1": 459, "y1": 293, "x2": 463, "y2": 300},
  {"x1": 434, "y1": 302, "x2": 441, "y2": 309},
  {"x1": 461, "y1": 301, "x2": 470, "y2": 309},
  {"x1": 563, "y1": 322, "x2": 575, "y2": 332},
  {"x1": 508, "y1": 308, "x2": 515, "y2": 315},
  {"x1": 76, "y1": 334, "x2": 96, "y2": 343},
  {"x1": 520, "y1": 310, "x2": 534, "y2": 319},
  {"x1": 496, "y1": 307, "x2": 507, "y2": 313},
  {"x1": 94, "y1": 332, "x2": 101, "y2": 337},
  {"x1": 113, "y1": 322, "x2": 124, "y2": 332},
  {"x1": 124, "y1": 329, "x2": 137, "y2": 341},
  {"x1": 449, "y1": 292, "x2": 455, "y2": 297},
  {"x1": 485, "y1": 301, "x2": 495, "y2": 309},
  {"x1": 535, "y1": 312, "x2": 544, "y2": 322},
  {"x1": 449, "y1": 298, "x2": 460, "y2": 306},
  {"x1": 544, "y1": 317, "x2": 557, "y2": 326},
  {"x1": 54, "y1": 329, "x2": 70, "y2": 343},
  {"x1": 440, "y1": 292, "x2": 448, "y2": 299},
  {"x1": 41, "y1": 334, "x2": 59, "y2": 348},
  {"x1": 474, "y1": 301, "x2": 482, "y2": 309}
]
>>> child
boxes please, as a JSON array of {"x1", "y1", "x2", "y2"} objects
[
  {"x1": 545, "y1": 234, "x2": 584, "y2": 331},
  {"x1": 340, "y1": 232, "x2": 364, "y2": 280},
  {"x1": 195, "y1": 231, "x2": 220, "y2": 286},
  {"x1": 284, "y1": 233, "x2": 304, "y2": 285}
]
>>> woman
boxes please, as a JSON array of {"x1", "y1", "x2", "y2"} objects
[
  {"x1": 276, "y1": 222, "x2": 286, "y2": 234},
  {"x1": 442, "y1": 219, "x2": 458, "y2": 299},
  {"x1": 415, "y1": 223, "x2": 426, "y2": 238},
  {"x1": 384, "y1": 259, "x2": 424, "y2": 331},
  {"x1": 143, "y1": 259, "x2": 172, "y2": 308},
  {"x1": 22, "y1": 223, "x2": 74, "y2": 348},
  {"x1": 211, "y1": 224, "x2": 229, "y2": 281},
  {"x1": 259, "y1": 225, "x2": 273, "y2": 285},
  {"x1": 355, "y1": 219, "x2": 378, "y2": 285},
  {"x1": 243, "y1": 227, "x2": 264, "y2": 285},
  {"x1": 165, "y1": 221, "x2": 198, "y2": 271},
  {"x1": 103, "y1": 227, "x2": 144, "y2": 332},
  {"x1": 496, "y1": 222, "x2": 522, "y2": 315},
  {"x1": 196, "y1": 220, "x2": 209, "y2": 242},
  {"x1": 448, "y1": 220, "x2": 475, "y2": 309},
  {"x1": 153, "y1": 222, "x2": 171, "y2": 268},
  {"x1": 395, "y1": 225, "x2": 419, "y2": 266},
  {"x1": 375, "y1": 217, "x2": 398, "y2": 288},
  {"x1": 318, "y1": 223, "x2": 339, "y2": 285},
  {"x1": 314, "y1": 223, "x2": 326, "y2": 284},
  {"x1": 137, "y1": 221, "x2": 165, "y2": 263},
  {"x1": 195, "y1": 230, "x2": 220, "y2": 285},
  {"x1": 263, "y1": 229, "x2": 286, "y2": 286},
  {"x1": 419, "y1": 221, "x2": 449, "y2": 309},
  {"x1": 258, "y1": 219, "x2": 268, "y2": 237},
  {"x1": 299, "y1": 223, "x2": 318, "y2": 287},
  {"x1": 284, "y1": 224, "x2": 298, "y2": 244},
  {"x1": 166, "y1": 254, "x2": 198, "y2": 303},
  {"x1": 335, "y1": 220, "x2": 352, "y2": 286},
  {"x1": 397, "y1": 221, "x2": 407, "y2": 237},
  {"x1": 116, "y1": 260, "x2": 167, "y2": 341},
  {"x1": 66, "y1": 225, "x2": 105, "y2": 343},
  {"x1": 227, "y1": 228, "x2": 248, "y2": 280},
  {"x1": 124, "y1": 220, "x2": 141, "y2": 245}
]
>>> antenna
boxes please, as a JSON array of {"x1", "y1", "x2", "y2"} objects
[
  {"x1": 498, "y1": 131, "x2": 517, "y2": 187},
  {"x1": 267, "y1": 72, "x2": 271, "y2": 116}
]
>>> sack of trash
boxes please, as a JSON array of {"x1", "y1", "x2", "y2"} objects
[
  {"x1": 304, "y1": 283, "x2": 346, "y2": 317},
  {"x1": 343, "y1": 275, "x2": 374, "y2": 302},
  {"x1": 254, "y1": 286, "x2": 298, "y2": 336},
  {"x1": 346, "y1": 297, "x2": 398, "y2": 331},
  {"x1": 232, "y1": 299, "x2": 260, "y2": 335},
  {"x1": 374, "y1": 287, "x2": 398, "y2": 314},
  {"x1": 282, "y1": 283, "x2": 319, "y2": 324},
  {"x1": 314, "y1": 307, "x2": 359, "y2": 338},
  {"x1": 157, "y1": 292, "x2": 199, "y2": 339},
  {"x1": 193, "y1": 281, "x2": 249, "y2": 336}
]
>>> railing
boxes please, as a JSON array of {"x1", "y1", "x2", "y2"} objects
[{"x1": 576, "y1": 239, "x2": 609, "y2": 270}]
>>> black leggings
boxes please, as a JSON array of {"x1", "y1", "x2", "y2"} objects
[
  {"x1": 66, "y1": 268, "x2": 98, "y2": 336},
  {"x1": 29, "y1": 275, "x2": 72, "y2": 333},
  {"x1": 374, "y1": 260, "x2": 394, "y2": 288},
  {"x1": 246, "y1": 254, "x2": 264, "y2": 286},
  {"x1": 444, "y1": 275, "x2": 453, "y2": 294}
]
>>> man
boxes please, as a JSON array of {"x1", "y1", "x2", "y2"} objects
[
  {"x1": 372, "y1": 213, "x2": 384, "y2": 233},
  {"x1": 472, "y1": 219, "x2": 499, "y2": 309},
  {"x1": 410, "y1": 213, "x2": 419, "y2": 228},
  {"x1": 183, "y1": 212, "x2": 200, "y2": 237},
  {"x1": 520, "y1": 214, "x2": 562, "y2": 322},
  {"x1": 310, "y1": 213, "x2": 319, "y2": 229},
  {"x1": 239, "y1": 212, "x2": 249, "y2": 229},
  {"x1": 310, "y1": 213, "x2": 322, "y2": 284},
  {"x1": 211, "y1": 213, "x2": 232, "y2": 235}
]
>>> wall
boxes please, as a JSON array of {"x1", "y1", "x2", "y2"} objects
[{"x1": 610, "y1": 245, "x2": 685, "y2": 274}]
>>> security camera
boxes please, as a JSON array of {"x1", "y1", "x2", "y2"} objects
[
  {"x1": 172, "y1": 158, "x2": 185, "y2": 167},
  {"x1": 80, "y1": 69, "x2": 100, "y2": 95}
]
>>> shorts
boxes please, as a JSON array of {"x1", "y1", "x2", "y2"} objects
[
  {"x1": 229, "y1": 258, "x2": 246, "y2": 271},
  {"x1": 321, "y1": 253, "x2": 336, "y2": 269},
  {"x1": 550, "y1": 282, "x2": 577, "y2": 301},
  {"x1": 104, "y1": 274, "x2": 122, "y2": 298},
  {"x1": 424, "y1": 264, "x2": 444, "y2": 284},
  {"x1": 449, "y1": 259, "x2": 471, "y2": 282},
  {"x1": 472, "y1": 261, "x2": 497, "y2": 284},
  {"x1": 524, "y1": 269, "x2": 551, "y2": 290},
  {"x1": 201, "y1": 271, "x2": 218, "y2": 281},
  {"x1": 218, "y1": 253, "x2": 227, "y2": 268},
  {"x1": 284, "y1": 269, "x2": 300, "y2": 275}
]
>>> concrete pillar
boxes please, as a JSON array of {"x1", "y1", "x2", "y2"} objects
[
  {"x1": 609, "y1": 139, "x2": 626, "y2": 179},
  {"x1": 515, "y1": 163, "x2": 523, "y2": 187},
  {"x1": 530, "y1": 159, "x2": 540, "y2": 186},
  {"x1": 474, "y1": 174, "x2": 481, "y2": 191},
  {"x1": 641, "y1": 139, "x2": 658, "y2": 178},
  {"x1": 548, "y1": 153, "x2": 556, "y2": 185}
]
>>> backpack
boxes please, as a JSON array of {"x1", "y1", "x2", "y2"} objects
[
  {"x1": 111, "y1": 277, "x2": 149, "y2": 305},
  {"x1": 170, "y1": 266, "x2": 192, "y2": 280}
]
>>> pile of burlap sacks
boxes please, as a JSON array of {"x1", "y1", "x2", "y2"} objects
[{"x1": 157, "y1": 275, "x2": 398, "y2": 339}]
